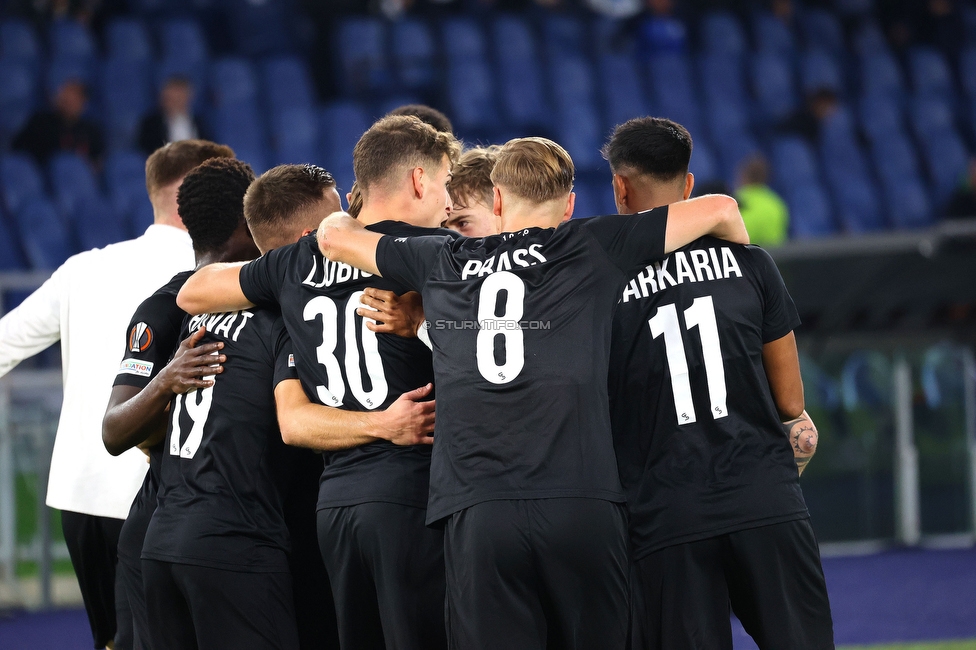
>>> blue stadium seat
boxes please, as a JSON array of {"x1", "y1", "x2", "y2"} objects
[
  {"x1": 320, "y1": 101, "x2": 370, "y2": 192},
  {"x1": 16, "y1": 197, "x2": 75, "y2": 269},
  {"x1": 554, "y1": 101, "x2": 604, "y2": 174},
  {"x1": 0, "y1": 63, "x2": 36, "y2": 142},
  {"x1": 112, "y1": 180, "x2": 153, "y2": 237},
  {"x1": 212, "y1": 102, "x2": 267, "y2": 159},
  {"x1": 0, "y1": 153, "x2": 45, "y2": 215},
  {"x1": 494, "y1": 16, "x2": 548, "y2": 129},
  {"x1": 550, "y1": 56, "x2": 595, "y2": 113},
  {"x1": 801, "y1": 49, "x2": 842, "y2": 94},
  {"x1": 0, "y1": 214, "x2": 27, "y2": 271},
  {"x1": 598, "y1": 53, "x2": 649, "y2": 131},
  {"x1": 700, "y1": 54, "x2": 748, "y2": 109},
  {"x1": 859, "y1": 94, "x2": 903, "y2": 142},
  {"x1": 104, "y1": 150, "x2": 147, "y2": 196},
  {"x1": 688, "y1": 138, "x2": 719, "y2": 183},
  {"x1": 852, "y1": 20, "x2": 888, "y2": 56},
  {"x1": 841, "y1": 351, "x2": 892, "y2": 410},
  {"x1": 160, "y1": 19, "x2": 208, "y2": 70},
  {"x1": 441, "y1": 17, "x2": 485, "y2": 60},
  {"x1": 263, "y1": 56, "x2": 315, "y2": 116},
  {"x1": 542, "y1": 14, "x2": 584, "y2": 60},
  {"x1": 788, "y1": 182, "x2": 837, "y2": 238},
  {"x1": 211, "y1": 57, "x2": 258, "y2": 109},
  {"x1": 909, "y1": 95, "x2": 955, "y2": 140},
  {"x1": 49, "y1": 19, "x2": 95, "y2": 65},
  {"x1": 100, "y1": 59, "x2": 152, "y2": 151},
  {"x1": 446, "y1": 57, "x2": 498, "y2": 136},
  {"x1": 819, "y1": 115, "x2": 886, "y2": 232},
  {"x1": 715, "y1": 132, "x2": 760, "y2": 184},
  {"x1": 700, "y1": 11, "x2": 747, "y2": 58},
  {"x1": 75, "y1": 196, "x2": 127, "y2": 251},
  {"x1": 570, "y1": 181, "x2": 600, "y2": 221},
  {"x1": 706, "y1": 102, "x2": 749, "y2": 143},
  {"x1": 48, "y1": 152, "x2": 99, "y2": 222},
  {"x1": 336, "y1": 18, "x2": 388, "y2": 97},
  {"x1": 0, "y1": 20, "x2": 41, "y2": 68},
  {"x1": 105, "y1": 18, "x2": 153, "y2": 64},
  {"x1": 860, "y1": 52, "x2": 905, "y2": 98},
  {"x1": 753, "y1": 13, "x2": 794, "y2": 54},
  {"x1": 46, "y1": 57, "x2": 92, "y2": 95},
  {"x1": 771, "y1": 137, "x2": 820, "y2": 191},
  {"x1": 647, "y1": 53, "x2": 703, "y2": 137},
  {"x1": 884, "y1": 176, "x2": 932, "y2": 229},
  {"x1": 752, "y1": 53, "x2": 797, "y2": 121},
  {"x1": 871, "y1": 133, "x2": 922, "y2": 188},
  {"x1": 833, "y1": 0, "x2": 872, "y2": 17},
  {"x1": 920, "y1": 132, "x2": 969, "y2": 204},
  {"x1": 961, "y1": 47, "x2": 976, "y2": 102},
  {"x1": 224, "y1": 0, "x2": 290, "y2": 58},
  {"x1": 800, "y1": 8, "x2": 844, "y2": 54},
  {"x1": 272, "y1": 106, "x2": 319, "y2": 166},
  {"x1": 908, "y1": 47, "x2": 953, "y2": 97},
  {"x1": 832, "y1": 179, "x2": 886, "y2": 233},
  {"x1": 391, "y1": 19, "x2": 436, "y2": 92}
]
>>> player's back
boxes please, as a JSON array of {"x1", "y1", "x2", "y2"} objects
[
  {"x1": 143, "y1": 307, "x2": 296, "y2": 572},
  {"x1": 238, "y1": 223, "x2": 440, "y2": 510},
  {"x1": 608, "y1": 236, "x2": 807, "y2": 559},
  {"x1": 376, "y1": 211, "x2": 671, "y2": 523}
]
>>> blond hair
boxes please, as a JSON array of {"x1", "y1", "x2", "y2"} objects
[
  {"x1": 490, "y1": 137, "x2": 574, "y2": 204},
  {"x1": 448, "y1": 146, "x2": 499, "y2": 209}
]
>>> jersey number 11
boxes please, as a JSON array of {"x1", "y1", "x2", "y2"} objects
[{"x1": 649, "y1": 295, "x2": 728, "y2": 425}]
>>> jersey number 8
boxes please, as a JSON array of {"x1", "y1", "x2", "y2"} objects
[{"x1": 476, "y1": 271, "x2": 525, "y2": 385}]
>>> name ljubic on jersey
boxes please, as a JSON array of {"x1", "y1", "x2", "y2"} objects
[
  {"x1": 302, "y1": 256, "x2": 373, "y2": 289},
  {"x1": 621, "y1": 246, "x2": 742, "y2": 303}
]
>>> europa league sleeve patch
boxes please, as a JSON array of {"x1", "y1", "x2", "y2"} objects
[{"x1": 128, "y1": 322, "x2": 154, "y2": 352}]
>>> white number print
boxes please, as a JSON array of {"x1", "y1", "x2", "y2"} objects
[
  {"x1": 303, "y1": 294, "x2": 389, "y2": 410},
  {"x1": 169, "y1": 379, "x2": 215, "y2": 459},
  {"x1": 476, "y1": 271, "x2": 525, "y2": 385},
  {"x1": 649, "y1": 296, "x2": 728, "y2": 425}
]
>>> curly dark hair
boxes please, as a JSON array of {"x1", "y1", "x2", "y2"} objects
[{"x1": 177, "y1": 158, "x2": 255, "y2": 255}]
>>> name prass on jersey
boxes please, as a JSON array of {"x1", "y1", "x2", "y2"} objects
[
  {"x1": 621, "y1": 246, "x2": 743, "y2": 303},
  {"x1": 187, "y1": 310, "x2": 254, "y2": 341}
]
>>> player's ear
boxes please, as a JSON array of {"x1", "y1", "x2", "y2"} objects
[
  {"x1": 683, "y1": 172, "x2": 695, "y2": 201},
  {"x1": 492, "y1": 186, "x2": 503, "y2": 217},
  {"x1": 412, "y1": 167, "x2": 425, "y2": 199},
  {"x1": 612, "y1": 174, "x2": 628, "y2": 213},
  {"x1": 562, "y1": 192, "x2": 575, "y2": 222}
]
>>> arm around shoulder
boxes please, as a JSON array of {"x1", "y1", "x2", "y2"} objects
[
  {"x1": 176, "y1": 263, "x2": 253, "y2": 315},
  {"x1": 317, "y1": 212, "x2": 383, "y2": 276},
  {"x1": 664, "y1": 195, "x2": 749, "y2": 254}
]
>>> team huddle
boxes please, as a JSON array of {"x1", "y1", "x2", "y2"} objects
[{"x1": 100, "y1": 109, "x2": 833, "y2": 650}]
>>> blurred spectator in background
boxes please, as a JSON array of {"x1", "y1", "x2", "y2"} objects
[
  {"x1": 587, "y1": 0, "x2": 643, "y2": 18},
  {"x1": 13, "y1": 78, "x2": 104, "y2": 167},
  {"x1": 138, "y1": 76, "x2": 209, "y2": 156},
  {"x1": 944, "y1": 159, "x2": 976, "y2": 219},
  {"x1": 778, "y1": 87, "x2": 839, "y2": 143},
  {"x1": 880, "y1": 0, "x2": 965, "y2": 52},
  {"x1": 638, "y1": 0, "x2": 688, "y2": 56},
  {"x1": 735, "y1": 154, "x2": 789, "y2": 246}
]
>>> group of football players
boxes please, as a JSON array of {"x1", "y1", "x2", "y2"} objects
[{"x1": 100, "y1": 103, "x2": 834, "y2": 650}]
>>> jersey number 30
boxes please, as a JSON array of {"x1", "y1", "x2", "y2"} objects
[{"x1": 649, "y1": 296, "x2": 728, "y2": 425}]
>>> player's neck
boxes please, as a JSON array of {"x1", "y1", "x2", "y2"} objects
[
  {"x1": 358, "y1": 199, "x2": 434, "y2": 229},
  {"x1": 500, "y1": 210, "x2": 564, "y2": 233}
]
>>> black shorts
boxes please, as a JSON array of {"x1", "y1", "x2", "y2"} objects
[
  {"x1": 444, "y1": 498, "x2": 630, "y2": 650},
  {"x1": 142, "y1": 560, "x2": 299, "y2": 650},
  {"x1": 317, "y1": 502, "x2": 446, "y2": 650},
  {"x1": 61, "y1": 510, "x2": 124, "y2": 649},
  {"x1": 116, "y1": 503, "x2": 153, "y2": 650},
  {"x1": 633, "y1": 518, "x2": 834, "y2": 650}
]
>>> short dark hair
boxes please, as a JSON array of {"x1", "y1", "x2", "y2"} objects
[
  {"x1": 449, "y1": 146, "x2": 499, "y2": 209},
  {"x1": 353, "y1": 115, "x2": 461, "y2": 195},
  {"x1": 145, "y1": 139, "x2": 235, "y2": 198},
  {"x1": 177, "y1": 158, "x2": 255, "y2": 255},
  {"x1": 601, "y1": 117, "x2": 692, "y2": 182},
  {"x1": 244, "y1": 164, "x2": 337, "y2": 240},
  {"x1": 386, "y1": 104, "x2": 453, "y2": 134}
]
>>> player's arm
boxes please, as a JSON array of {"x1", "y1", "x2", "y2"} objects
[
  {"x1": 663, "y1": 194, "x2": 750, "y2": 253},
  {"x1": 102, "y1": 327, "x2": 225, "y2": 456},
  {"x1": 316, "y1": 212, "x2": 383, "y2": 276},
  {"x1": 0, "y1": 270, "x2": 63, "y2": 378},
  {"x1": 274, "y1": 381, "x2": 435, "y2": 450},
  {"x1": 357, "y1": 288, "x2": 426, "y2": 338},
  {"x1": 761, "y1": 331, "x2": 818, "y2": 475},
  {"x1": 176, "y1": 262, "x2": 254, "y2": 315}
]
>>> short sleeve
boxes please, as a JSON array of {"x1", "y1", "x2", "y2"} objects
[
  {"x1": 271, "y1": 318, "x2": 299, "y2": 388},
  {"x1": 239, "y1": 245, "x2": 291, "y2": 308},
  {"x1": 114, "y1": 292, "x2": 186, "y2": 389},
  {"x1": 578, "y1": 207, "x2": 669, "y2": 276},
  {"x1": 374, "y1": 234, "x2": 452, "y2": 292},
  {"x1": 749, "y1": 246, "x2": 801, "y2": 342}
]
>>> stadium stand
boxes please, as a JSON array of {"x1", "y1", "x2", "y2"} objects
[{"x1": 0, "y1": 1, "x2": 973, "y2": 269}]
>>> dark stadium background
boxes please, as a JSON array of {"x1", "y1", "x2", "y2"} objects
[{"x1": 0, "y1": 0, "x2": 975, "y2": 648}]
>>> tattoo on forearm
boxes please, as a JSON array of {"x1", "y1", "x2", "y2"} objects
[{"x1": 783, "y1": 411, "x2": 818, "y2": 476}]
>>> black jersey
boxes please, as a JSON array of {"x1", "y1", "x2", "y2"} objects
[
  {"x1": 239, "y1": 223, "x2": 447, "y2": 510},
  {"x1": 374, "y1": 208, "x2": 670, "y2": 523},
  {"x1": 142, "y1": 308, "x2": 299, "y2": 572},
  {"x1": 608, "y1": 237, "x2": 807, "y2": 559},
  {"x1": 113, "y1": 270, "x2": 193, "y2": 519}
]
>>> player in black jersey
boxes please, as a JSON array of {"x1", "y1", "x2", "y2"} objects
[
  {"x1": 317, "y1": 136, "x2": 750, "y2": 650},
  {"x1": 603, "y1": 118, "x2": 832, "y2": 649},
  {"x1": 177, "y1": 116, "x2": 461, "y2": 650}
]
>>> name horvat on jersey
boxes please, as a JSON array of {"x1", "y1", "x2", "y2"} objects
[
  {"x1": 187, "y1": 310, "x2": 254, "y2": 341},
  {"x1": 621, "y1": 246, "x2": 742, "y2": 303},
  {"x1": 302, "y1": 255, "x2": 373, "y2": 288},
  {"x1": 460, "y1": 244, "x2": 547, "y2": 280}
]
